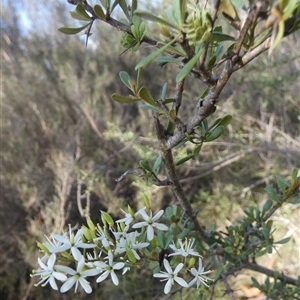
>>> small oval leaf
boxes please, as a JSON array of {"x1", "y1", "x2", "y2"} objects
[
  {"x1": 94, "y1": 4, "x2": 106, "y2": 19},
  {"x1": 76, "y1": 4, "x2": 92, "y2": 20},
  {"x1": 134, "y1": 11, "x2": 179, "y2": 30},
  {"x1": 139, "y1": 160, "x2": 152, "y2": 172},
  {"x1": 111, "y1": 93, "x2": 139, "y2": 103},
  {"x1": 119, "y1": 71, "x2": 132, "y2": 90},
  {"x1": 139, "y1": 104, "x2": 160, "y2": 112},
  {"x1": 205, "y1": 126, "x2": 225, "y2": 142},
  {"x1": 176, "y1": 47, "x2": 204, "y2": 82},
  {"x1": 135, "y1": 35, "x2": 180, "y2": 70},
  {"x1": 58, "y1": 23, "x2": 90, "y2": 35},
  {"x1": 70, "y1": 11, "x2": 91, "y2": 21},
  {"x1": 211, "y1": 31, "x2": 235, "y2": 42},
  {"x1": 138, "y1": 86, "x2": 156, "y2": 106},
  {"x1": 176, "y1": 154, "x2": 195, "y2": 166}
]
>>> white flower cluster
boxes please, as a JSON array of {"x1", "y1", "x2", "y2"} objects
[{"x1": 32, "y1": 206, "x2": 212, "y2": 294}]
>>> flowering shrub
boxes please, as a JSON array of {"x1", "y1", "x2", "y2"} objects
[
  {"x1": 32, "y1": 0, "x2": 300, "y2": 298},
  {"x1": 32, "y1": 202, "x2": 212, "y2": 294}
]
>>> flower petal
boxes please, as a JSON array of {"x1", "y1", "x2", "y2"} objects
[
  {"x1": 163, "y1": 259, "x2": 172, "y2": 274},
  {"x1": 174, "y1": 263, "x2": 184, "y2": 274},
  {"x1": 152, "y1": 209, "x2": 164, "y2": 221},
  {"x1": 174, "y1": 276, "x2": 188, "y2": 287},
  {"x1": 153, "y1": 223, "x2": 168, "y2": 231},
  {"x1": 164, "y1": 279, "x2": 172, "y2": 294},
  {"x1": 110, "y1": 271, "x2": 119, "y2": 285},
  {"x1": 113, "y1": 262, "x2": 125, "y2": 270},
  {"x1": 53, "y1": 271, "x2": 67, "y2": 281},
  {"x1": 132, "y1": 221, "x2": 147, "y2": 229},
  {"x1": 60, "y1": 277, "x2": 76, "y2": 293},
  {"x1": 49, "y1": 275, "x2": 58, "y2": 290},
  {"x1": 55, "y1": 265, "x2": 76, "y2": 275},
  {"x1": 147, "y1": 225, "x2": 154, "y2": 241},
  {"x1": 79, "y1": 277, "x2": 92, "y2": 294},
  {"x1": 47, "y1": 254, "x2": 57, "y2": 269},
  {"x1": 96, "y1": 271, "x2": 109, "y2": 283},
  {"x1": 153, "y1": 273, "x2": 168, "y2": 279}
]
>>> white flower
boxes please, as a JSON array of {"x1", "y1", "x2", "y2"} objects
[
  {"x1": 93, "y1": 226, "x2": 113, "y2": 248},
  {"x1": 58, "y1": 255, "x2": 101, "y2": 293},
  {"x1": 188, "y1": 259, "x2": 213, "y2": 288},
  {"x1": 32, "y1": 253, "x2": 67, "y2": 290},
  {"x1": 132, "y1": 209, "x2": 168, "y2": 241},
  {"x1": 169, "y1": 239, "x2": 201, "y2": 257},
  {"x1": 115, "y1": 231, "x2": 149, "y2": 260},
  {"x1": 95, "y1": 250, "x2": 125, "y2": 286},
  {"x1": 52, "y1": 226, "x2": 95, "y2": 260},
  {"x1": 116, "y1": 207, "x2": 145, "y2": 226},
  {"x1": 42, "y1": 235, "x2": 64, "y2": 254},
  {"x1": 153, "y1": 259, "x2": 188, "y2": 294}
]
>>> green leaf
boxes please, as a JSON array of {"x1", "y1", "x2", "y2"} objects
[
  {"x1": 291, "y1": 168, "x2": 298, "y2": 179},
  {"x1": 58, "y1": 23, "x2": 90, "y2": 35},
  {"x1": 111, "y1": 93, "x2": 139, "y2": 103},
  {"x1": 131, "y1": 0, "x2": 137, "y2": 15},
  {"x1": 100, "y1": 0, "x2": 110, "y2": 11},
  {"x1": 161, "y1": 82, "x2": 168, "y2": 101},
  {"x1": 139, "y1": 160, "x2": 152, "y2": 172},
  {"x1": 265, "y1": 185, "x2": 280, "y2": 202},
  {"x1": 164, "y1": 98, "x2": 175, "y2": 104},
  {"x1": 262, "y1": 228, "x2": 270, "y2": 240},
  {"x1": 138, "y1": 86, "x2": 157, "y2": 106},
  {"x1": 139, "y1": 104, "x2": 160, "y2": 112},
  {"x1": 115, "y1": 0, "x2": 130, "y2": 20},
  {"x1": 135, "y1": 35, "x2": 180, "y2": 70},
  {"x1": 200, "y1": 88, "x2": 209, "y2": 99},
  {"x1": 214, "y1": 262, "x2": 224, "y2": 280},
  {"x1": 193, "y1": 144, "x2": 203, "y2": 155},
  {"x1": 76, "y1": 4, "x2": 92, "y2": 20},
  {"x1": 119, "y1": 71, "x2": 131, "y2": 90},
  {"x1": 156, "y1": 42, "x2": 187, "y2": 56},
  {"x1": 251, "y1": 277, "x2": 260, "y2": 287},
  {"x1": 149, "y1": 261, "x2": 160, "y2": 273},
  {"x1": 70, "y1": 11, "x2": 91, "y2": 21},
  {"x1": 176, "y1": 47, "x2": 204, "y2": 82},
  {"x1": 172, "y1": 0, "x2": 187, "y2": 28},
  {"x1": 218, "y1": 115, "x2": 232, "y2": 127},
  {"x1": 94, "y1": 4, "x2": 106, "y2": 19},
  {"x1": 276, "y1": 175, "x2": 289, "y2": 193},
  {"x1": 283, "y1": 0, "x2": 298, "y2": 20},
  {"x1": 135, "y1": 11, "x2": 179, "y2": 30},
  {"x1": 153, "y1": 156, "x2": 162, "y2": 174},
  {"x1": 211, "y1": 31, "x2": 235, "y2": 42},
  {"x1": 178, "y1": 228, "x2": 190, "y2": 239},
  {"x1": 154, "y1": 56, "x2": 182, "y2": 64},
  {"x1": 224, "y1": 247, "x2": 235, "y2": 253},
  {"x1": 275, "y1": 236, "x2": 291, "y2": 244},
  {"x1": 157, "y1": 230, "x2": 166, "y2": 248},
  {"x1": 165, "y1": 234, "x2": 174, "y2": 248},
  {"x1": 205, "y1": 126, "x2": 225, "y2": 142},
  {"x1": 175, "y1": 154, "x2": 195, "y2": 166},
  {"x1": 272, "y1": 20, "x2": 285, "y2": 50},
  {"x1": 169, "y1": 109, "x2": 176, "y2": 120},
  {"x1": 126, "y1": 247, "x2": 137, "y2": 264},
  {"x1": 262, "y1": 199, "x2": 273, "y2": 215},
  {"x1": 101, "y1": 211, "x2": 114, "y2": 226}
]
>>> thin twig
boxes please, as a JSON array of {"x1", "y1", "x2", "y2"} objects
[
  {"x1": 246, "y1": 262, "x2": 298, "y2": 285},
  {"x1": 154, "y1": 114, "x2": 209, "y2": 239}
]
